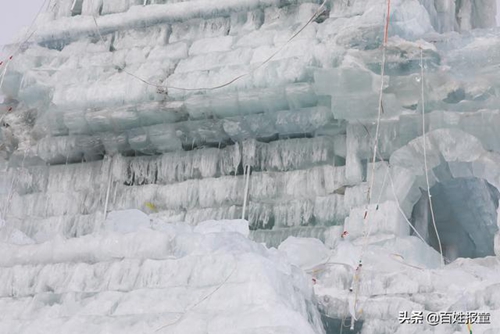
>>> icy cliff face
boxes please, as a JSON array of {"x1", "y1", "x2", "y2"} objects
[
  {"x1": 1, "y1": 0, "x2": 500, "y2": 333},
  {"x1": 1, "y1": 0, "x2": 499, "y2": 239}
]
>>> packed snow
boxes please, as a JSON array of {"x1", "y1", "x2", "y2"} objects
[{"x1": 0, "y1": 214, "x2": 325, "y2": 334}]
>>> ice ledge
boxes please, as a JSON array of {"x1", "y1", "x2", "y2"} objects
[
  {"x1": 0, "y1": 215, "x2": 325, "y2": 334},
  {"x1": 32, "y1": 0, "x2": 317, "y2": 44}
]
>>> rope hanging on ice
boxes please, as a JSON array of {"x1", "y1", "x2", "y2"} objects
[
  {"x1": 241, "y1": 164, "x2": 251, "y2": 220},
  {"x1": 341, "y1": 44, "x2": 447, "y2": 332},
  {"x1": 88, "y1": 0, "x2": 329, "y2": 93},
  {"x1": 154, "y1": 257, "x2": 238, "y2": 333},
  {"x1": 368, "y1": 0, "x2": 391, "y2": 203},
  {"x1": 383, "y1": 0, "x2": 391, "y2": 45},
  {"x1": 461, "y1": 290, "x2": 474, "y2": 334},
  {"x1": 419, "y1": 47, "x2": 444, "y2": 267},
  {"x1": 347, "y1": 0, "x2": 392, "y2": 329},
  {"x1": 355, "y1": 119, "x2": 428, "y2": 245},
  {"x1": 103, "y1": 156, "x2": 114, "y2": 220}
]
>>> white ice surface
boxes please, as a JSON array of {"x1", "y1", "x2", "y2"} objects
[
  {"x1": 194, "y1": 219, "x2": 250, "y2": 237},
  {"x1": 1, "y1": 0, "x2": 500, "y2": 332},
  {"x1": 0, "y1": 213, "x2": 325, "y2": 334},
  {"x1": 283, "y1": 236, "x2": 500, "y2": 333}
]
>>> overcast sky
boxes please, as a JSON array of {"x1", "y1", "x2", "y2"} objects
[
  {"x1": 0, "y1": 0, "x2": 500, "y2": 56},
  {"x1": 0, "y1": 0, "x2": 46, "y2": 50}
]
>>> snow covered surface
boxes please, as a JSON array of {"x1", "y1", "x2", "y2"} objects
[
  {"x1": 0, "y1": 214, "x2": 325, "y2": 334},
  {"x1": 272, "y1": 234, "x2": 500, "y2": 333},
  {"x1": 4, "y1": 211, "x2": 500, "y2": 334},
  {"x1": 312, "y1": 237, "x2": 500, "y2": 334}
]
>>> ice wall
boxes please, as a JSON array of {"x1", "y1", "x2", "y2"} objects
[
  {"x1": 1, "y1": 0, "x2": 500, "y2": 333},
  {"x1": 0, "y1": 0, "x2": 499, "y2": 265}
]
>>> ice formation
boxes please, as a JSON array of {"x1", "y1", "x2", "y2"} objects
[
  {"x1": 0, "y1": 215, "x2": 324, "y2": 334},
  {"x1": 1, "y1": 0, "x2": 500, "y2": 333}
]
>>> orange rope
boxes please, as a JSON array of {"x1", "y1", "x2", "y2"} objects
[
  {"x1": 351, "y1": 0, "x2": 393, "y2": 327},
  {"x1": 384, "y1": 0, "x2": 391, "y2": 44}
]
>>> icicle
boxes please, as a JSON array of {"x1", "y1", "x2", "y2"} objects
[
  {"x1": 241, "y1": 165, "x2": 251, "y2": 220},
  {"x1": 112, "y1": 181, "x2": 118, "y2": 205},
  {"x1": 103, "y1": 156, "x2": 113, "y2": 220},
  {"x1": 348, "y1": 297, "x2": 357, "y2": 330},
  {"x1": 0, "y1": 59, "x2": 11, "y2": 93},
  {"x1": 420, "y1": 47, "x2": 444, "y2": 267}
]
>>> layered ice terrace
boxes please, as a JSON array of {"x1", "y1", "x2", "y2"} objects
[
  {"x1": 1, "y1": 0, "x2": 499, "y2": 240},
  {"x1": 1, "y1": 0, "x2": 500, "y2": 332}
]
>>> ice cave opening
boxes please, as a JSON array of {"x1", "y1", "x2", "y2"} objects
[{"x1": 411, "y1": 177, "x2": 500, "y2": 263}]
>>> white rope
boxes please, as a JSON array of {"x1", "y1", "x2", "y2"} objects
[
  {"x1": 88, "y1": 0, "x2": 328, "y2": 92},
  {"x1": 420, "y1": 48, "x2": 444, "y2": 267},
  {"x1": 349, "y1": 0, "x2": 392, "y2": 325},
  {"x1": 154, "y1": 258, "x2": 237, "y2": 333},
  {"x1": 103, "y1": 156, "x2": 113, "y2": 220},
  {"x1": 355, "y1": 119, "x2": 428, "y2": 245},
  {"x1": 367, "y1": 48, "x2": 387, "y2": 202},
  {"x1": 0, "y1": 62, "x2": 11, "y2": 96},
  {"x1": 70, "y1": 0, "x2": 78, "y2": 12},
  {"x1": 385, "y1": 162, "x2": 427, "y2": 243},
  {"x1": 357, "y1": 0, "x2": 392, "y2": 267},
  {"x1": 241, "y1": 164, "x2": 251, "y2": 220}
]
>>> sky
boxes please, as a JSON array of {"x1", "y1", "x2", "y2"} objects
[
  {"x1": 0, "y1": 0, "x2": 499, "y2": 54},
  {"x1": 0, "y1": 0, "x2": 47, "y2": 50}
]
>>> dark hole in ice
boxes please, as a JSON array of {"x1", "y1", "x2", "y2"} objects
[
  {"x1": 443, "y1": 88, "x2": 466, "y2": 104},
  {"x1": 411, "y1": 177, "x2": 499, "y2": 262},
  {"x1": 39, "y1": 40, "x2": 66, "y2": 51},
  {"x1": 321, "y1": 314, "x2": 363, "y2": 334}
]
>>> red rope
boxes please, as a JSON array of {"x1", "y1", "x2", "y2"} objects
[{"x1": 384, "y1": 0, "x2": 391, "y2": 44}]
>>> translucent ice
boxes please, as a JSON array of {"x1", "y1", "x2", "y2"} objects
[
  {"x1": 0, "y1": 215, "x2": 325, "y2": 334},
  {"x1": 1, "y1": 0, "x2": 500, "y2": 332}
]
